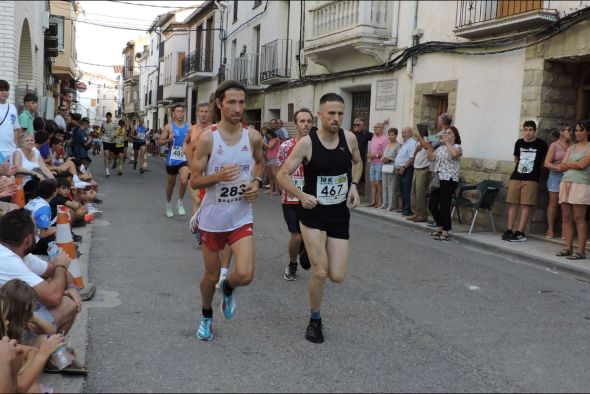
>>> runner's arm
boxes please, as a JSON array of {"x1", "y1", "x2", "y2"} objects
[
  {"x1": 346, "y1": 131, "x2": 363, "y2": 184},
  {"x1": 250, "y1": 130, "x2": 265, "y2": 181},
  {"x1": 189, "y1": 131, "x2": 219, "y2": 190},
  {"x1": 157, "y1": 125, "x2": 171, "y2": 146},
  {"x1": 277, "y1": 136, "x2": 311, "y2": 201}
]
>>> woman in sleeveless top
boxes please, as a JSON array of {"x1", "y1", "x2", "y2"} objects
[
  {"x1": 12, "y1": 133, "x2": 54, "y2": 202},
  {"x1": 556, "y1": 120, "x2": 590, "y2": 260},
  {"x1": 544, "y1": 126, "x2": 572, "y2": 238}
]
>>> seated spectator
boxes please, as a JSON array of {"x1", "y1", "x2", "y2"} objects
[
  {"x1": 381, "y1": 127, "x2": 400, "y2": 211},
  {"x1": 502, "y1": 120, "x2": 548, "y2": 242},
  {"x1": 544, "y1": 126, "x2": 572, "y2": 239},
  {"x1": 34, "y1": 129, "x2": 52, "y2": 164},
  {"x1": 0, "y1": 335, "x2": 22, "y2": 392},
  {"x1": 556, "y1": 120, "x2": 590, "y2": 260},
  {"x1": 56, "y1": 171, "x2": 97, "y2": 207},
  {"x1": 12, "y1": 133, "x2": 55, "y2": 202},
  {"x1": 0, "y1": 279, "x2": 66, "y2": 392},
  {"x1": 24, "y1": 179, "x2": 57, "y2": 255},
  {"x1": 425, "y1": 126, "x2": 463, "y2": 241},
  {"x1": 51, "y1": 177, "x2": 88, "y2": 224},
  {"x1": 47, "y1": 137, "x2": 78, "y2": 176},
  {"x1": 0, "y1": 209, "x2": 80, "y2": 337}
]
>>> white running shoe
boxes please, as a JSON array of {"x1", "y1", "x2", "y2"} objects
[
  {"x1": 166, "y1": 203, "x2": 173, "y2": 218},
  {"x1": 216, "y1": 272, "x2": 227, "y2": 291},
  {"x1": 105, "y1": 167, "x2": 110, "y2": 177},
  {"x1": 177, "y1": 200, "x2": 186, "y2": 216}
]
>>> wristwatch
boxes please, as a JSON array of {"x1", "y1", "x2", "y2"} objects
[{"x1": 253, "y1": 176, "x2": 263, "y2": 186}]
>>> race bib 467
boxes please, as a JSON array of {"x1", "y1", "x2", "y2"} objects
[{"x1": 316, "y1": 174, "x2": 348, "y2": 205}]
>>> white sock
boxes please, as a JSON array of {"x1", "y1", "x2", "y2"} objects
[
  {"x1": 220, "y1": 268, "x2": 229, "y2": 277},
  {"x1": 166, "y1": 201, "x2": 172, "y2": 209},
  {"x1": 177, "y1": 199, "x2": 183, "y2": 205}
]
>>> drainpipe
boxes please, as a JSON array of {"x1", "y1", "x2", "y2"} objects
[{"x1": 406, "y1": 0, "x2": 419, "y2": 79}]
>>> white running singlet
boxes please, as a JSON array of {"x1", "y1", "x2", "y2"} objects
[{"x1": 198, "y1": 127, "x2": 254, "y2": 232}]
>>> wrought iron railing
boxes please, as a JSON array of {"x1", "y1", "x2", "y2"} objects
[
  {"x1": 456, "y1": 0, "x2": 550, "y2": 28},
  {"x1": 181, "y1": 48, "x2": 214, "y2": 78},
  {"x1": 260, "y1": 39, "x2": 293, "y2": 82},
  {"x1": 226, "y1": 54, "x2": 259, "y2": 86}
]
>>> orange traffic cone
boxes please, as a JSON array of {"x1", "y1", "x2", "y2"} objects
[
  {"x1": 11, "y1": 176, "x2": 25, "y2": 208},
  {"x1": 56, "y1": 205, "x2": 96, "y2": 300}
]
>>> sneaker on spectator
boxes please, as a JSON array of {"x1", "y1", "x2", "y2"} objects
[
  {"x1": 427, "y1": 221, "x2": 438, "y2": 228},
  {"x1": 501, "y1": 229, "x2": 513, "y2": 241},
  {"x1": 509, "y1": 231, "x2": 527, "y2": 242}
]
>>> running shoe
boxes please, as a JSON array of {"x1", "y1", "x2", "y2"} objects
[
  {"x1": 105, "y1": 167, "x2": 110, "y2": 177},
  {"x1": 165, "y1": 205, "x2": 174, "y2": 218},
  {"x1": 284, "y1": 263, "x2": 297, "y2": 281},
  {"x1": 501, "y1": 229, "x2": 513, "y2": 241},
  {"x1": 305, "y1": 319, "x2": 324, "y2": 343},
  {"x1": 219, "y1": 279, "x2": 236, "y2": 319},
  {"x1": 189, "y1": 210, "x2": 200, "y2": 234},
  {"x1": 196, "y1": 317, "x2": 213, "y2": 341},
  {"x1": 215, "y1": 271, "x2": 227, "y2": 291},
  {"x1": 509, "y1": 231, "x2": 527, "y2": 242},
  {"x1": 299, "y1": 243, "x2": 311, "y2": 270},
  {"x1": 177, "y1": 200, "x2": 186, "y2": 216}
]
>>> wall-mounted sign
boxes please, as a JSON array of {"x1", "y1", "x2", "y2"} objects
[{"x1": 375, "y1": 79, "x2": 397, "y2": 110}]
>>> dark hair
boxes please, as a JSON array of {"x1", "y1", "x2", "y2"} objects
[
  {"x1": 212, "y1": 80, "x2": 246, "y2": 122},
  {"x1": 70, "y1": 113, "x2": 82, "y2": 122},
  {"x1": 106, "y1": 112, "x2": 112, "y2": 117},
  {"x1": 387, "y1": 127, "x2": 398, "y2": 135},
  {"x1": 294, "y1": 108, "x2": 313, "y2": 123},
  {"x1": 0, "y1": 279, "x2": 38, "y2": 340},
  {"x1": 44, "y1": 119, "x2": 58, "y2": 135},
  {"x1": 576, "y1": 120, "x2": 590, "y2": 141},
  {"x1": 50, "y1": 136, "x2": 63, "y2": 147},
  {"x1": 56, "y1": 171, "x2": 73, "y2": 179},
  {"x1": 447, "y1": 126, "x2": 462, "y2": 145},
  {"x1": 0, "y1": 209, "x2": 35, "y2": 245},
  {"x1": 552, "y1": 126, "x2": 571, "y2": 140},
  {"x1": 319, "y1": 93, "x2": 344, "y2": 105},
  {"x1": 34, "y1": 130, "x2": 49, "y2": 145},
  {"x1": 523, "y1": 120, "x2": 537, "y2": 131},
  {"x1": 64, "y1": 131, "x2": 72, "y2": 140},
  {"x1": 118, "y1": 120, "x2": 125, "y2": 126},
  {"x1": 56, "y1": 177, "x2": 71, "y2": 189},
  {"x1": 439, "y1": 113, "x2": 453, "y2": 127},
  {"x1": 23, "y1": 93, "x2": 38, "y2": 103},
  {"x1": 37, "y1": 179, "x2": 57, "y2": 199},
  {"x1": 0, "y1": 80, "x2": 9, "y2": 91},
  {"x1": 33, "y1": 117, "x2": 46, "y2": 132},
  {"x1": 172, "y1": 104, "x2": 185, "y2": 112}
]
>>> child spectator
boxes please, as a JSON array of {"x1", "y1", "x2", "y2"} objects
[
  {"x1": 18, "y1": 93, "x2": 38, "y2": 135},
  {"x1": 24, "y1": 179, "x2": 57, "y2": 254},
  {"x1": 50, "y1": 177, "x2": 89, "y2": 225}
]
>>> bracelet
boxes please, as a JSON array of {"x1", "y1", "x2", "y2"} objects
[
  {"x1": 54, "y1": 265, "x2": 67, "y2": 271},
  {"x1": 351, "y1": 181, "x2": 358, "y2": 186}
]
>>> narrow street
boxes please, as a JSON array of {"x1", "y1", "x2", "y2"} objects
[{"x1": 85, "y1": 157, "x2": 590, "y2": 392}]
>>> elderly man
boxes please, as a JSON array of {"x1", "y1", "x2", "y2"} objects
[
  {"x1": 394, "y1": 127, "x2": 418, "y2": 216},
  {"x1": 0, "y1": 209, "x2": 81, "y2": 336}
]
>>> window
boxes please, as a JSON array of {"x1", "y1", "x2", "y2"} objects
[
  {"x1": 253, "y1": 0, "x2": 262, "y2": 8},
  {"x1": 233, "y1": 0, "x2": 238, "y2": 23},
  {"x1": 50, "y1": 16, "x2": 65, "y2": 51},
  {"x1": 178, "y1": 52, "x2": 186, "y2": 80},
  {"x1": 288, "y1": 103, "x2": 294, "y2": 122}
]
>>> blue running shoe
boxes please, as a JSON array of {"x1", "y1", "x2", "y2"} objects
[
  {"x1": 196, "y1": 317, "x2": 213, "y2": 341},
  {"x1": 219, "y1": 279, "x2": 236, "y2": 320}
]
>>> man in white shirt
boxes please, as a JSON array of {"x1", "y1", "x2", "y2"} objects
[
  {"x1": 394, "y1": 127, "x2": 418, "y2": 216},
  {"x1": 0, "y1": 208, "x2": 81, "y2": 335},
  {"x1": 0, "y1": 80, "x2": 20, "y2": 162},
  {"x1": 54, "y1": 104, "x2": 68, "y2": 133}
]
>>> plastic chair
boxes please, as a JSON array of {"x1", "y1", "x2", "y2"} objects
[{"x1": 451, "y1": 180, "x2": 504, "y2": 235}]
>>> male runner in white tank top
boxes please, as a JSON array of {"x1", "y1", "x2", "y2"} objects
[{"x1": 190, "y1": 80, "x2": 265, "y2": 341}]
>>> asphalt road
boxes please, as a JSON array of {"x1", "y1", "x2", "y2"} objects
[{"x1": 84, "y1": 155, "x2": 590, "y2": 393}]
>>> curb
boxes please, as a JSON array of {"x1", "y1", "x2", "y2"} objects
[
  {"x1": 352, "y1": 206, "x2": 590, "y2": 283},
  {"x1": 39, "y1": 224, "x2": 93, "y2": 393}
]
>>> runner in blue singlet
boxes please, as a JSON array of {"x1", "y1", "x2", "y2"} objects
[{"x1": 158, "y1": 104, "x2": 189, "y2": 218}]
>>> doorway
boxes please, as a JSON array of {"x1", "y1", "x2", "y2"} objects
[
  {"x1": 577, "y1": 66, "x2": 590, "y2": 120},
  {"x1": 351, "y1": 91, "x2": 371, "y2": 130}
]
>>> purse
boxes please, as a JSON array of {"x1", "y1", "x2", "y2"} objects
[
  {"x1": 429, "y1": 172, "x2": 440, "y2": 191},
  {"x1": 381, "y1": 164, "x2": 395, "y2": 173}
]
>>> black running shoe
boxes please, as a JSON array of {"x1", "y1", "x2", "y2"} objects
[
  {"x1": 305, "y1": 318, "x2": 324, "y2": 343},
  {"x1": 93, "y1": 198, "x2": 103, "y2": 205},
  {"x1": 283, "y1": 263, "x2": 297, "y2": 281},
  {"x1": 72, "y1": 233, "x2": 83, "y2": 242},
  {"x1": 501, "y1": 229, "x2": 513, "y2": 241},
  {"x1": 299, "y1": 242, "x2": 310, "y2": 270},
  {"x1": 509, "y1": 231, "x2": 527, "y2": 242}
]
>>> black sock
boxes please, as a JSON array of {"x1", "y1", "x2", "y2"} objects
[
  {"x1": 222, "y1": 280, "x2": 233, "y2": 296},
  {"x1": 202, "y1": 308, "x2": 213, "y2": 318}
]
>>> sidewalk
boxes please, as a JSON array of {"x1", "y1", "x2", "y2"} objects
[
  {"x1": 38, "y1": 224, "x2": 93, "y2": 393},
  {"x1": 354, "y1": 205, "x2": 590, "y2": 283}
]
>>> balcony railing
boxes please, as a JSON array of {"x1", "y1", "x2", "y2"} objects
[
  {"x1": 226, "y1": 54, "x2": 259, "y2": 87},
  {"x1": 260, "y1": 39, "x2": 294, "y2": 83},
  {"x1": 456, "y1": 0, "x2": 551, "y2": 28},
  {"x1": 311, "y1": 0, "x2": 389, "y2": 38},
  {"x1": 181, "y1": 48, "x2": 214, "y2": 78}
]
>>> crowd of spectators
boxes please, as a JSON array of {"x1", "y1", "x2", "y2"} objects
[{"x1": 0, "y1": 79, "x2": 98, "y2": 391}]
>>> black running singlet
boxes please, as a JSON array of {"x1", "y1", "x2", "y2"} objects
[{"x1": 303, "y1": 128, "x2": 352, "y2": 206}]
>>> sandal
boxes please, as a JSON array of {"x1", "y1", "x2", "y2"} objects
[
  {"x1": 429, "y1": 230, "x2": 442, "y2": 236},
  {"x1": 434, "y1": 234, "x2": 450, "y2": 241},
  {"x1": 566, "y1": 252, "x2": 586, "y2": 260},
  {"x1": 556, "y1": 249, "x2": 572, "y2": 257}
]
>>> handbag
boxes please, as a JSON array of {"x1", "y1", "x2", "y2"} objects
[
  {"x1": 429, "y1": 172, "x2": 440, "y2": 191},
  {"x1": 381, "y1": 164, "x2": 395, "y2": 173}
]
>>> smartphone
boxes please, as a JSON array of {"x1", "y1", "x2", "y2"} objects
[{"x1": 427, "y1": 135, "x2": 440, "y2": 144}]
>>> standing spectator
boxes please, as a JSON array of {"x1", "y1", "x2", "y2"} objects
[
  {"x1": 0, "y1": 80, "x2": 20, "y2": 162},
  {"x1": 53, "y1": 105, "x2": 68, "y2": 132},
  {"x1": 275, "y1": 119, "x2": 289, "y2": 141},
  {"x1": 352, "y1": 118, "x2": 373, "y2": 196},
  {"x1": 426, "y1": 126, "x2": 463, "y2": 241},
  {"x1": 544, "y1": 126, "x2": 572, "y2": 239},
  {"x1": 367, "y1": 121, "x2": 388, "y2": 208},
  {"x1": 381, "y1": 128, "x2": 400, "y2": 211},
  {"x1": 408, "y1": 127, "x2": 432, "y2": 223},
  {"x1": 18, "y1": 93, "x2": 38, "y2": 135},
  {"x1": 263, "y1": 129, "x2": 280, "y2": 195},
  {"x1": 72, "y1": 117, "x2": 92, "y2": 167},
  {"x1": 394, "y1": 127, "x2": 418, "y2": 216},
  {"x1": 12, "y1": 133, "x2": 55, "y2": 202},
  {"x1": 502, "y1": 120, "x2": 548, "y2": 242},
  {"x1": 556, "y1": 120, "x2": 590, "y2": 260}
]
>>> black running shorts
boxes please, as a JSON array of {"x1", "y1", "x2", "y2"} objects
[
  {"x1": 166, "y1": 162, "x2": 189, "y2": 176},
  {"x1": 282, "y1": 204, "x2": 301, "y2": 234},
  {"x1": 297, "y1": 203, "x2": 350, "y2": 240},
  {"x1": 103, "y1": 142, "x2": 115, "y2": 152}
]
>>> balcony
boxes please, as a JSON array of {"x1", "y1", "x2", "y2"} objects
[
  {"x1": 454, "y1": 0, "x2": 558, "y2": 38},
  {"x1": 260, "y1": 39, "x2": 295, "y2": 85},
  {"x1": 305, "y1": 1, "x2": 391, "y2": 71},
  {"x1": 181, "y1": 49, "x2": 216, "y2": 82},
  {"x1": 225, "y1": 54, "x2": 260, "y2": 89}
]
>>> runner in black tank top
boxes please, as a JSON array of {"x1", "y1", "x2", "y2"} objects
[{"x1": 277, "y1": 94, "x2": 363, "y2": 344}]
